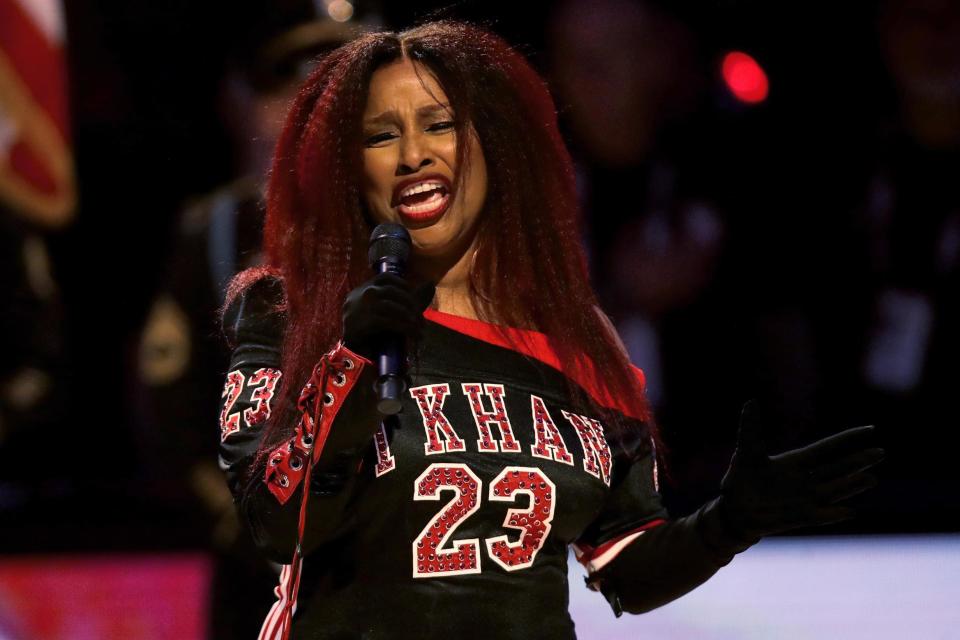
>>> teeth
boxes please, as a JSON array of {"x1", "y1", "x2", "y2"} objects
[
  {"x1": 400, "y1": 191, "x2": 447, "y2": 213},
  {"x1": 400, "y1": 181, "x2": 445, "y2": 198}
]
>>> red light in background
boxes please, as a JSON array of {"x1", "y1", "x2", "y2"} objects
[{"x1": 722, "y1": 51, "x2": 769, "y2": 104}]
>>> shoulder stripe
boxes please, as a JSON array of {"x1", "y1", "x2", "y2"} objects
[{"x1": 424, "y1": 309, "x2": 648, "y2": 421}]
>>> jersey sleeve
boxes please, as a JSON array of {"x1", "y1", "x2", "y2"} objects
[
  {"x1": 571, "y1": 425, "x2": 669, "y2": 579},
  {"x1": 218, "y1": 276, "x2": 287, "y2": 498},
  {"x1": 572, "y1": 419, "x2": 757, "y2": 617},
  {"x1": 217, "y1": 275, "x2": 379, "y2": 563}
]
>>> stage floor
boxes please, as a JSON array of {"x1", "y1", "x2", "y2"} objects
[{"x1": 568, "y1": 533, "x2": 960, "y2": 639}]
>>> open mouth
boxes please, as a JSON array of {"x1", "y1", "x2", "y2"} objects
[{"x1": 396, "y1": 179, "x2": 452, "y2": 222}]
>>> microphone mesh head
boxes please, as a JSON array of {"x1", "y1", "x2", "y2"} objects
[{"x1": 369, "y1": 223, "x2": 411, "y2": 265}]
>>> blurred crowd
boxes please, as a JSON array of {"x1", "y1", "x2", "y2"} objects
[{"x1": 1, "y1": 0, "x2": 958, "y2": 637}]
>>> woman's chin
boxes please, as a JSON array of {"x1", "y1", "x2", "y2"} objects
[
  {"x1": 407, "y1": 217, "x2": 480, "y2": 268},
  {"x1": 409, "y1": 228, "x2": 455, "y2": 254},
  {"x1": 410, "y1": 241, "x2": 449, "y2": 259}
]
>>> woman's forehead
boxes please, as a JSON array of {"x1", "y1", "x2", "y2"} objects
[{"x1": 363, "y1": 58, "x2": 450, "y2": 116}]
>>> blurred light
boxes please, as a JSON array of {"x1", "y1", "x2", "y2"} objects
[
  {"x1": 327, "y1": 0, "x2": 354, "y2": 22},
  {"x1": 721, "y1": 51, "x2": 769, "y2": 104}
]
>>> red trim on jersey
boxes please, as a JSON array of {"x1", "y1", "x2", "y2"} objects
[
  {"x1": 423, "y1": 308, "x2": 647, "y2": 421},
  {"x1": 263, "y1": 343, "x2": 371, "y2": 505},
  {"x1": 573, "y1": 518, "x2": 667, "y2": 568}
]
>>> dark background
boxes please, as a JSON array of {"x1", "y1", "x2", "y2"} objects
[{"x1": 3, "y1": 0, "x2": 956, "y2": 560}]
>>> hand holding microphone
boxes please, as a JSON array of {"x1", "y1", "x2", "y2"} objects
[
  {"x1": 341, "y1": 272, "x2": 433, "y2": 355},
  {"x1": 341, "y1": 224, "x2": 435, "y2": 414}
]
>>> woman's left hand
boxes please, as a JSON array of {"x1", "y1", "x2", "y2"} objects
[{"x1": 714, "y1": 400, "x2": 886, "y2": 546}]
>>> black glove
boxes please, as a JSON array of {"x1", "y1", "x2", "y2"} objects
[
  {"x1": 712, "y1": 399, "x2": 886, "y2": 548},
  {"x1": 307, "y1": 276, "x2": 433, "y2": 496},
  {"x1": 341, "y1": 273, "x2": 436, "y2": 361}
]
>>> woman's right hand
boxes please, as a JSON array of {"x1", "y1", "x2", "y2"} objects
[{"x1": 341, "y1": 273, "x2": 436, "y2": 361}]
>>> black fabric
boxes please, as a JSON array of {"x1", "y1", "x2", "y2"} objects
[
  {"x1": 218, "y1": 278, "x2": 744, "y2": 639},
  {"x1": 589, "y1": 496, "x2": 748, "y2": 617}
]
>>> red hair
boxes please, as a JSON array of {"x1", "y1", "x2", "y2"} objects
[{"x1": 223, "y1": 20, "x2": 669, "y2": 492}]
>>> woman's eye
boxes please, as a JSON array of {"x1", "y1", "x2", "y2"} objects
[
  {"x1": 365, "y1": 132, "x2": 396, "y2": 146},
  {"x1": 364, "y1": 122, "x2": 453, "y2": 146}
]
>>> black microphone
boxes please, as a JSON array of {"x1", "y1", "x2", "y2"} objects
[{"x1": 368, "y1": 223, "x2": 411, "y2": 415}]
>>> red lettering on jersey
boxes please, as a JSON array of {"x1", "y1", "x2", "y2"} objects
[
  {"x1": 562, "y1": 411, "x2": 612, "y2": 486},
  {"x1": 219, "y1": 370, "x2": 245, "y2": 441},
  {"x1": 243, "y1": 368, "x2": 282, "y2": 427},
  {"x1": 413, "y1": 463, "x2": 482, "y2": 577},
  {"x1": 486, "y1": 466, "x2": 555, "y2": 571},
  {"x1": 374, "y1": 422, "x2": 396, "y2": 477},
  {"x1": 410, "y1": 384, "x2": 466, "y2": 455},
  {"x1": 529, "y1": 395, "x2": 574, "y2": 465},
  {"x1": 461, "y1": 383, "x2": 521, "y2": 453}
]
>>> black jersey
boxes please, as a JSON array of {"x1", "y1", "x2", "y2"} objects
[{"x1": 218, "y1": 277, "x2": 671, "y2": 640}]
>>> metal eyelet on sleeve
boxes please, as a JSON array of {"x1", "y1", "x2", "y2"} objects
[
  {"x1": 263, "y1": 342, "x2": 371, "y2": 506},
  {"x1": 257, "y1": 340, "x2": 376, "y2": 639}
]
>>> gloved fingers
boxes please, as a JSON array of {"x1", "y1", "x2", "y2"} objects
[
  {"x1": 776, "y1": 424, "x2": 878, "y2": 467},
  {"x1": 346, "y1": 305, "x2": 418, "y2": 343},
  {"x1": 723, "y1": 462, "x2": 847, "y2": 532},
  {"x1": 734, "y1": 399, "x2": 768, "y2": 463},
  {"x1": 347, "y1": 318, "x2": 420, "y2": 352},
  {"x1": 746, "y1": 502, "x2": 819, "y2": 537},
  {"x1": 370, "y1": 299, "x2": 420, "y2": 323},
  {"x1": 770, "y1": 503, "x2": 857, "y2": 532},
  {"x1": 808, "y1": 447, "x2": 885, "y2": 483},
  {"x1": 364, "y1": 282, "x2": 418, "y2": 311},
  {"x1": 815, "y1": 472, "x2": 879, "y2": 504},
  {"x1": 369, "y1": 271, "x2": 412, "y2": 290},
  {"x1": 369, "y1": 310, "x2": 421, "y2": 336}
]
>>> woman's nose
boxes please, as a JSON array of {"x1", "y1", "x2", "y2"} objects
[{"x1": 397, "y1": 133, "x2": 434, "y2": 175}]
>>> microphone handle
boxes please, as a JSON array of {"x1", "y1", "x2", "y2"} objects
[{"x1": 374, "y1": 260, "x2": 405, "y2": 415}]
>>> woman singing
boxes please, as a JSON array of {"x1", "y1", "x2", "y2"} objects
[{"x1": 217, "y1": 20, "x2": 884, "y2": 639}]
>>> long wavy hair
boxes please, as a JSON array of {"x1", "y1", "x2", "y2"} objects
[{"x1": 223, "y1": 20, "x2": 669, "y2": 494}]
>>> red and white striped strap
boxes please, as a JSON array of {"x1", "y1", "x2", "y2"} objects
[
  {"x1": 257, "y1": 559, "x2": 301, "y2": 640},
  {"x1": 257, "y1": 342, "x2": 370, "y2": 640}
]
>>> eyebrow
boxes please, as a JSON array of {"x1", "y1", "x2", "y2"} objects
[{"x1": 363, "y1": 103, "x2": 453, "y2": 127}]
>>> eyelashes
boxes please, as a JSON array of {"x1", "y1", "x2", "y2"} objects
[
  {"x1": 364, "y1": 121, "x2": 456, "y2": 147},
  {"x1": 365, "y1": 132, "x2": 395, "y2": 145}
]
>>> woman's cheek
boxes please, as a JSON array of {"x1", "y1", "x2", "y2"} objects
[{"x1": 361, "y1": 160, "x2": 392, "y2": 222}]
